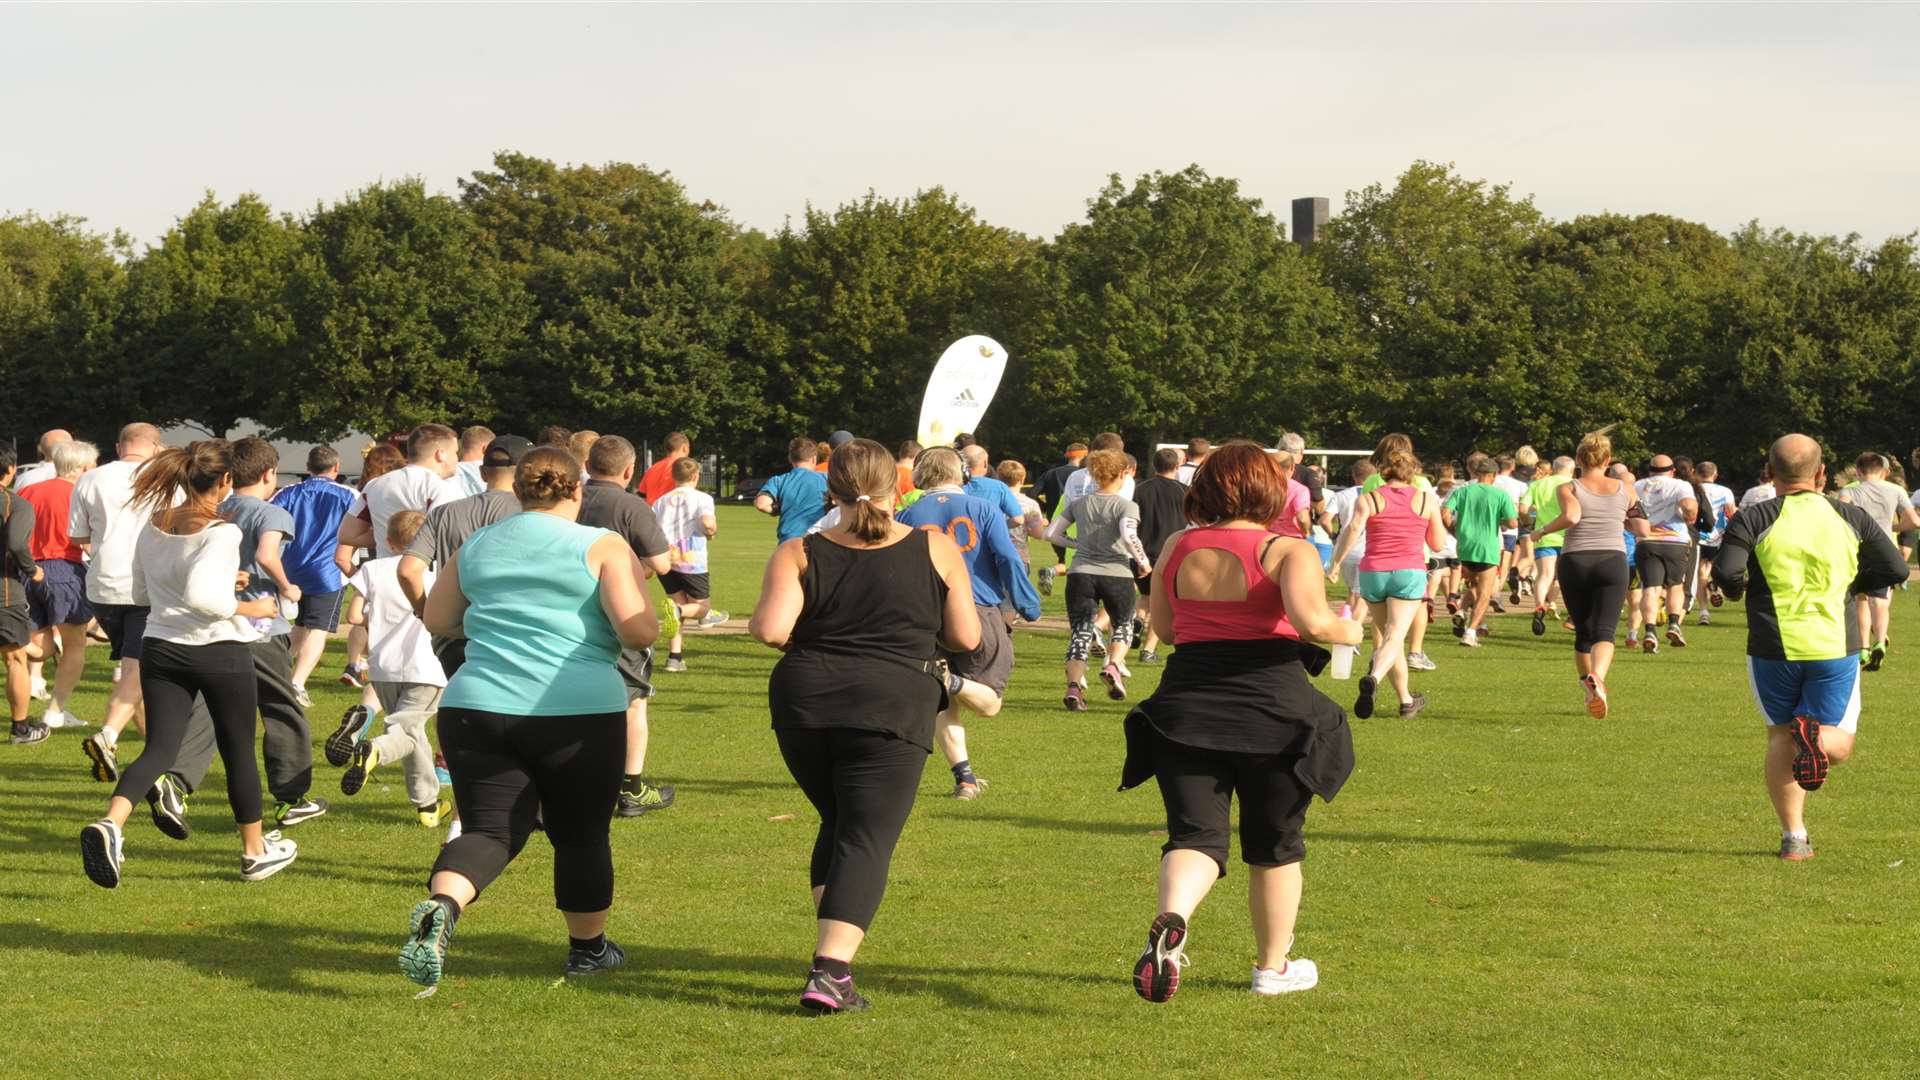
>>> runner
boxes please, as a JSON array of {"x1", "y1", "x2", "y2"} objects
[
  {"x1": 1063, "y1": 433, "x2": 1135, "y2": 506},
  {"x1": 3, "y1": 444, "x2": 49, "y2": 745},
  {"x1": 1132, "y1": 448, "x2": 1188, "y2": 662},
  {"x1": 1048, "y1": 449, "x2": 1150, "y2": 709},
  {"x1": 1632, "y1": 454, "x2": 1699, "y2": 654},
  {"x1": 1836, "y1": 452, "x2": 1918, "y2": 670},
  {"x1": 652, "y1": 456, "x2": 726, "y2": 672},
  {"x1": 1691, "y1": 461, "x2": 1738, "y2": 624},
  {"x1": 1278, "y1": 434, "x2": 1324, "y2": 521},
  {"x1": 1175, "y1": 437, "x2": 1210, "y2": 485},
  {"x1": 270, "y1": 446, "x2": 357, "y2": 705},
  {"x1": 898, "y1": 448, "x2": 1042, "y2": 799},
  {"x1": 1032, "y1": 441, "x2": 1087, "y2": 592},
  {"x1": 1495, "y1": 451, "x2": 1533, "y2": 607},
  {"x1": 1267, "y1": 450, "x2": 1313, "y2": 540},
  {"x1": 1712, "y1": 434, "x2": 1907, "y2": 860},
  {"x1": 1442, "y1": 458, "x2": 1517, "y2": 647},
  {"x1": 335, "y1": 442, "x2": 403, "y2": 692},
  {"x1": 638, "y1": 431, "x2": 690, "y2": 504},
  {"x1": 755, "y1": 437, "x2": 831, "y2": 542},
  {"x1": 1124, "y1": 440, "x2": 1361, "y2": 1002},
  {"x1": 1329, "y1": 443, "x2": 1445, "y2": 718},
  {"x1": 994, "y1": 459, "x2": 1050, "y2": 572},
  {"x1": 453, "y1": 425, "x2": 494, "y2": 498},
  {"x1": 749, "y1": 438, "x2": 979, "y2": 1013},
  {"x1": 19, "y1": 439, "x2": 97, "y2": 730},
  {"x1": 1527, "y1": 434, "x2": 1646, "y2": 717},
  {"x1": 10, "y1": 429, "x2": 71, "y2": 492},
  {"x1": 1520, "y1": 456, "x2": 1575, "y2": 636}
]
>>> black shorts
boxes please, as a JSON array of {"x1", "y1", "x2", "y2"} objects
[
  {"x1": 93, "y1": 602, "x2": 149, "y2": 662},
  {"x1": 1151, "y1": 729, "x2": 1313, "y2": 874},
  {"x1": 660, "y1": 570, "x2": 711, "y2": 602},
  {"x1": 1138, "y1": 570, "x2": 1153, "y2": 597},
  {"x1": 1857, "y1": 587, "x2": 1894, "y2": 601},
  {"x1": 0, "y1": 604, "x2": 30, "y2": 649},
  {"x1": 1636, "y1": 543, "x2": 1690, "y2": 589},
  {"x1": 618, "y1": 647, "x2": 654, "y2": 703},
  {"x1": 1427, "y1": 557, "x2": 1460, "y2": 572},
  {"x1": 295, "y1": 588, "x2": 344, "y2": 632},
  {"x1": 944, "y1": 603, "x2": 1014, "y2": 695},
  {"x1": 1066, "y1": 574, "x2": 1137, "y2": 628},
  {"x1": 1462, "y1": 560, "x2": 1497, "y2": 575}
]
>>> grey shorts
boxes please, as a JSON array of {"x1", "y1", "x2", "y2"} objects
[
  {"x1": 374, "y1": 681, "x2": 444, "y2": 716},
  {"x1": 944, "y1": 603, "x2": 1014, "y2": 696},
  {"x1": 618, "y1": 647, "x2": 655, "y2": 703}
]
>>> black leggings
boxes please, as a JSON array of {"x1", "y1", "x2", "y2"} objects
[
  {"x1": 431, "y1": 707, "x2": 624, "y2": 912},
  {"x1": 115, "y1": 639, "x2": 262, "y2": 824},
  {"x1": 776, "y1": 726, "x2": 927, "y2": 931},
  {"x1": 1152, "y1": 729, "x2": 1312, "y2": 876},
  {"x1": 1558, "y1": 550, "x2": 1630, "y2": 654}
]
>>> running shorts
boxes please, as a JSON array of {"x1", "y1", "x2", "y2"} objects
[
  {"x1": 1462, "y1": 560, "x2": 1497, "y2": 575},
  {"x1": 660, "y1": 570, "x2": 711, "y2": 601},
  {"x1": 1502, "y1": 535, "x2": 1519, "y2": 553},
  {"x1": 944, "y1": 602, "x2": 1014, "y2": 695},
  {"x1": 617, "y1": 646, "x2": 655, "y2": 703},
  {"x1": 1358, "y1": 568, "x2": 1427, "y2": 604},
  {"x1": 0, "y1": 604, "x2": 29, "y2": 649},
  {"x1": 1534, "y1": 546, "x2": 1562, "y2": 559},
  {"x1": 26, "y1": 559, "x2": 91, "y2": 629},
  {"x1": 1747, "y1": 656, "x2": 1860, "y2": 733},
  {"x1": 1427, "y1": 557, "x2": 1459, "y2": 572},
  {"x1": 296, "y1": 588, "x2": 345, "y2": 633},
  {"x1": 1636, "y1": 542, "x2": 1690, "y2": 589},
  {"x1": 93, "y1": 603, "x2": 149, "y2": 662}
]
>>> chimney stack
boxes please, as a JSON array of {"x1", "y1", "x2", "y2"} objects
[{"x1": 1291, "y1": 197, "x2": 1329, "y2": 249}]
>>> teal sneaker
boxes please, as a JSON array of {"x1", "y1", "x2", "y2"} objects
[{"x1": 400, "y1": 898, "x2": 458, "y2": 987}]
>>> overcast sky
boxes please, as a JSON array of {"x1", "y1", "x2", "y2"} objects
[{"x1": 4, "y1": 4, "x2": 1917, "y2": 248}]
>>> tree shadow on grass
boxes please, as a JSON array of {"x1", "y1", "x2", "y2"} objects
[
  {"x1": 1313, "y1": 830, "x2": 1756, "y2": 862},
  {"x1": 947, "y1": 811, "x2": 1159, "y2": 838}
]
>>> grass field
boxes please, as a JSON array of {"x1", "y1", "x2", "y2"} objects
[{"x1": 4, "y1": 505, "x2": 1918, "y2": 1077}]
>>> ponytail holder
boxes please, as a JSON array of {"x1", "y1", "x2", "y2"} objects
[{"x1": 856, "y1": 494, "x2": 872, "y2": 502}]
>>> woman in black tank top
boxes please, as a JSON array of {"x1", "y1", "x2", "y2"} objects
[{"x1": 750, "y1": 439, "x2": 979, "y2": 1015}]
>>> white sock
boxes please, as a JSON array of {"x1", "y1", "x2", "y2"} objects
[
  {"x1": 101, "y1": 727, "x2": 118, "y2": 745},
  {"x1": 1784, "y1": 829, "x2": 1808, "y2": 841}
]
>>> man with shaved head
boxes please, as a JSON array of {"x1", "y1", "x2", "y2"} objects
[
  {"x1": 1713, "y1": 434, "x2": 1908, "y2": 861},
  {"x1": 12, "y1": 429, "x2": 73, "y2": 492},
  {"x1": 1632, "y1": 453, "x2": 1699, "y2": 653}
]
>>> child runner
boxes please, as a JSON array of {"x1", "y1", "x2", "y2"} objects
[{"x1": 653, "y1": 457, "x2": 724, "y2": 672}]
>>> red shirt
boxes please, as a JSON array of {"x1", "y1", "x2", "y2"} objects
[
  {"x1": 638, "y1": 455, "x2": 682, "y2": 504},
  {"x1": 20, "y1": 477, "x2": 82, "y2": 562}
]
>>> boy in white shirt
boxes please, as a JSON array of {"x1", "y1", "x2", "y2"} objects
[
  {"x1": 337, "y1": 510, "x2": 449, "y2": 826},
  {"x1": 652, "y1": 458, "x2": 723, "y2": 672}
]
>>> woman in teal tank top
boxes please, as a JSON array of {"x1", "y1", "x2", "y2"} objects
[{"x1": 398, "y1": 447, "x2": 658, "y2": 991}]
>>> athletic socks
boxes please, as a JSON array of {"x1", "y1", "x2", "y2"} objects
[
  {"x1": 9, "y1": 721, "x2": 26, "y2": 737},
  {"x1": 428, "y1": 892, "x2": 464, "y2": 925},
  {"x1": 668, "y1": 652, "x2": 684, "y2": 663},
  {"x1": 1783, "y1": 829, "x2": 1808, "y2": 842},
  {"x1": 569, "y1": 933, "x2": 608, "y2": 956},
  {"x1": 813, "y1": 955, "x2": 852, "y2": 979},
  {"x1": 952, "y1": 760, "x2": 977, "y2": 785},
  {"x1": 621, "y1": 774, "x2": 643, "y2": 795},
  {"x1": 1668, "y1": 614, "x2": 1682, "y2": 629}
]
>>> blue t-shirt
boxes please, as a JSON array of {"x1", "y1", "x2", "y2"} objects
[
  {"x1": 270, "y1": 476, "x2": 358, "y2": 593},
  {"x1": 218, "y1": 494, "x2": 297, "y2": 602},
  {"x1": 897, "y1": 488, "x2": 1042, "y2": 619},
  {"x1": 443, "y1": 513, "x2": 627, "y2": 716},
  {"x1": 964, "y1": 474, "x2": 1025, "y2": 521},
  {"x1": 762, "y1": 468, "x2": 830, "y2": 543}
]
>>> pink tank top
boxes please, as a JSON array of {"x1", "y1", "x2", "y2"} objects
[
  {"x1": 1165, "y1": 527, "x2": 1301, "y2": 644},
  {"x1": 1358, "y1": 485, "x2": 1428, "y2": 573}
]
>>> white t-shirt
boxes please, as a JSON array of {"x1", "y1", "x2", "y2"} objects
[
  {"x1": 1175, "y1": 461, "x2": 1201, "y2": 486},
  {"x1": 454, "y1": 460, "x2": 486, "y2": 499},
  {"x1": 1635, "y1": 475, "x2": 1695, "y2": 543},
  {"x1": 1326, "y1": 485, "x2": 1365, "y2": 561},
  {"x1": 68, "y1": 458, "x2": 153, "y2": 605},
  {"x1": 347, "y1": 557, "x2": 445, "y2": 687},
  {"x1": 1699, "y1": 482, "x2": 1736, "y2": 545},
  {"x1": 652, "y1": 485, "x2": 716, "y2": 574},
  {"x1": 1494, "y1": 474, "x2": 1528, "y2": 538},
  {"x1": 1063, "y1": 467, "x2": 1135, "y2": 509},
  {"x1": 1740, "y1": 483, "x2": 1777, "y2": 510},
  {"x1": 351, "y1": 465, "x2": 464, "y2": 558}
]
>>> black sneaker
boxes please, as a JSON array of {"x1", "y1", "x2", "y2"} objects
[
  {"x1": 148, "y1": 774, "x2": 191, "y2": 840},
  {"x1": 341, "y1": 741, "x2": 378, "y2": 796},
  {"x1": 616, "y1": 780, "x2": 675, "y2": 817},
  {"x1": 274, "y1": 797, "x2": 329, "y2": 827},
  {"x1": 1353, "y1": 675, "x2": 1376, "y2": 720},
  {"x1": 1451, "y1": 613, "x2": 1467, "y2": 638},
  {"x1": 1399, "y1": 693, "x2": 1429, "y2": 719},
  {"x1": 399, "y1": 898, "x2": 458, "y2": 988},
  {"x1": 1531, "y1": 609, "x2": 1547, "y2": 637},
  {"x1": 563, "y1": 938, "x2": 627, "y2": 977},
  {"x1": 10, "y1": 720, "x2": 50, "y2": 746},
  {"x1": 800, "y1": 968, "x2": 871, "y2": 1014},
  {"x1": 324, "y1": 706, "x2": 374, "y2": 767},
  {"x1": 1132, "y1": 911, "x2": 1189, "y2": 1004}
]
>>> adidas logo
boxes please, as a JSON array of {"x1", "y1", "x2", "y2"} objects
[{"x1": 950, "y1": 388, "x2": 978, "y2": 406}]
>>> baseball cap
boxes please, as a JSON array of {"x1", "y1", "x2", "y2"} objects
[
  {"x1": 482, "y1": 435, "x2": 533, "y2": 469},
  {"x1": 828, "y1": 430, "x2": 855, "y2": 450}
]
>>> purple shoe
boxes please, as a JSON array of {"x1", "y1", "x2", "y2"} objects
[{"x1": 800, "y1": 968, "x2": 870, "y2": 1014}]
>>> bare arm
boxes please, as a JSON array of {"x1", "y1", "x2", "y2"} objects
[
  {"x1": 700, "y1": 513, "x2": 718, "y2": 539},
  {"x1": 1270, "y1": 538, "x2": 1362, "y2": 646},
  {"x1": 337, "y1": 514, "x2": 373, "y2": 552},
  {"x1": 753, "y1": 493, "x2": 776, "y2": 516},
  {"x1": 423, "y1": 553, "x2": 469, "y2": 639},
  {"x1": 256, "y1": 531, "x2": 300, "y2": 602},
  {"x1": 748, "y1": 539, "x2": 806, "y2": 649},
  {"x1": 644, "y1": 551, "x2": 671, "y2": 578},
  {"x1": 1422, "y1": 491, "x2": 1449, "y2": 551},
  {"x1": 1531, "y1": 482, "x2": 1582, "y2": 542},
  {"x1": 1148, "y1": 532, "x2": 1182, "y2": 645},
  {"x1": 397, "y1": 554, "x2": 431, "y2": 620},
  {"x1": 345, "y1": 593, "x2": 367, "y2": 627},
  {"x1": 592, "y1": 533, "x2": 660, "y2": 649}
]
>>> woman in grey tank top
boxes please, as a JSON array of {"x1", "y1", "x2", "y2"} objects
[{"x1": 1528, "y1": 433, "x2": 1649, "y2": 720}]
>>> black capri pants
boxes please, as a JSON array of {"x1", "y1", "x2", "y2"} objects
[
  {"x1": 1067, "y1": 573, "x2": 1139, "y2": 660},
  {"x1": 1152, "y1": 729, "x2": 1313, "y2": 877},
  {"x1": 1558, "y1": 550, "x2": 1630, "y2": 654},
  {"x1": 114, "y1": 639, "x2": 263, "y2": 824},
  {"x1": 432, "y1": 707, "x2": 624, "y2": 913},
  {"x1": 776, "y1": 726, "x2": 927, "y2": 931}
]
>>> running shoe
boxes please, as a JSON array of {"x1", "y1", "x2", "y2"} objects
[
  {"x1": 1138, "y1": 649, "x2": 1160, "y2": 664},
  {"x1": 1064, "y1": 683, "x2": 1088, "y2": 712},
  {"x1": 1407, "y1": 652, "x2": 1437, "y2": 672},
  {"x1": 697, "y1": 609, "x2": 730, "y2": 628},
  {"x1": 400, "y1": 898, "x2": 457, "y2": 987},
  {"x1": 29, "y1": 676, "x2": 49, "y2": 701},
  {"x1": 1581, "y1": 675, "x2": 1609, "y2": 719},
  {"x1": 80, "y1": 819, "x2": 124, "y2": 888},
  {"x1": 41, "y1": 702, "x2": 83, "y2": 729},
  {"x1": 148, "y1": 774, "x2": 190, "y2": 840},
  {"x1": 1398, "y1": 693, "x2": 1428, "y2": 719},
  {"x1": 1697, "y1": 611, "x2": 1712, "y2": 627},
  {"x1": 1562, "y1": 619, "x2": 1577, "y2": 633},
  {"x1": 663, "y1": 657, "x2": 688, "y2": 673},
  {"x1": 563, "y1": 938, "x2": 628, "y2": 977},
  {"x1": 1789, "y1": 715, "x2": 1828, "y2": 791},
  {"x1": 1488, "y1": 598, "x2": 1507, "y2": 614},
  {"x1": 1641, "y1": 633, "x2": 1659, "y2": 655},
  {"x1": 324, "y1": 705, "x2": 375, "y2": 767},
  {"x1": 1666, "y1": 626, "x2": 1688, "y2": 648},
  {"x1": 1507, "y1": 588, "x2": 1522, "y2": 607},
  {"x1": 1132, "y1": 911, "x2": 1190, "y2": 1004},
  {"x1": 1451, "y1": 613, "x2": 1467, "y2": 638},
  {"x1": 1867, "y1": 642, "x2": 1888, "y2": 672},
  {"x1": 10, "y1": 720, "x2": 50, "y2": 746},
  {"x1": 1100, "y1": 663, "x2": 1128, "y2": 701},
  {"x1": 1531, "y1": 608, "x2": 1547, "y2": 637},
  {"x1": 1353, "y1": 675, "x2": 1377, "y2": 720},
  {"x1": 1038, "y1": 566, "x2": 1056, "y2": 596},
  {"x1": 82, "y1": 730, "x2": 118, "y2": 780},
  {"x1": 1090, "y1": 636, "x2": 1107, "y2": 659},
  {"x1": 616, "y1": 780, "x2": 676, "y2": 817},
  {"x1": 1445, "y1": 594, "x2": 1461, "y2": 616},
  {"x1": 240, "y1": 831, "x2": 298, "y2": 882},
  {"x1": 294, "y1": 686, "x2": 314, "y2": 709},
  {"x1": 1459, "y1": 629, "x2": 1480, "y2": 648},
  {"x1": 341, "y1": 741, "x2": 379, "y2": 796},
  {"x1": 1251, "y1": 958, "x2": 1319, "y2": 996},
  {"x1": 274, "y1": 797, "x2": 329, "y2": 827},
  {"x1": 417, "y1": 798, "x2": 453, "y2": 828},
  {"x1": 1709, "y1": 583, "x2": 1724, "y2": 608},
  {"x1": 800, "y1": 968, "x2": 871, "y2": 1014},
  {"x1": 338, "y1": 661, "x2": 367, "y2": 689},
  {"x1": 1778, "y1": 834, "x2": 1815, "y2": 862},
  {"x1": 952, "y1": 777, "x2": 989, "y2": 800}
]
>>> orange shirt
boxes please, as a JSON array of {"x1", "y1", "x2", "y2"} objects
[
  {"x1": 638, "y1": 455, "x2": 682, "y2": 504},
  {"x1": 896, "y1": 463, "x2": 915, "y2": 497}
]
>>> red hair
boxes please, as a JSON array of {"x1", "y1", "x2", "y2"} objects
[{"x1": 1184, "y1": 440, "x2": 1288, "y2": 526}]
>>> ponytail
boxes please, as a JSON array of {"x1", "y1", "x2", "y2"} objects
[
  {"x1": 827, "y1": 438, "x2": 897, "y2": 542},
  {"x1": 131, "y1": 440, "x2": 233, "y2": 516}
]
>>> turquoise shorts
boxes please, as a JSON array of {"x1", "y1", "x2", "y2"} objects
[{"x1": 1358, "y1": 568, "x2": 1427, "y2": 604}]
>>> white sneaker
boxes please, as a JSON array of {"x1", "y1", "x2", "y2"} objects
[
  {"x1": 240, "y1": 831, "x2": 299, "y2": 881},
  {"x1": 293, "y1": 686, "x2": 314, "y2": 709},
  {"x1": 1697, "y1": 612, "x2": 1711, "y2": 626},
  {"x1": 1459, "y1": 630, "x2": 1480, "y2": 648},
  {"x1": 45, "y1": 702, "x2": 87, "y2": 729},
  {"x1": 112, "y1": 662, "x2": 123, "y2": 684},
  {"x1": 81, "y1": 819, "x2": 125, "y2": 888},
  {"x1": 1407, "y1": 652, "x2": 1437, "y2": 672},
  {"x1": 1251, "y1": 957, "x2": 1319, "y2": 996},
  {"x1": 697, "y1": 609, "x2": 730, "y2": 628},
  {"x1": 30, "y1": 677, "x2": 50, "y2": 701},
  {"x1": 445, "y1": 817, "x2": 464, "y2": 844}
]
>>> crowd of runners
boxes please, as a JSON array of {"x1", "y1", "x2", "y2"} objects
[{"x1": 1, "y1": 418, "x2": 1910, "y2": 1012}]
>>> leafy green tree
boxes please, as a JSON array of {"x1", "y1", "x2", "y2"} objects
[
  {"x1": 277, "y1": 179, "x2": 529, "y2": 440},
  {"x1": 0, "y1": 214, "x2": 131, "y2": 442},
  {"x1": 460, "y1": 152, "x2": 762, "y2": 456}
]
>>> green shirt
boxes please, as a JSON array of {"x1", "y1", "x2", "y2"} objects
[
  {"x1": 1445, "y1": 483, "x2": 1516, "y2": 566},
  {"x1": 1524, "y1": 475, "x2": 1574, "y2": 549},
  {"x1": 1362, "y1": 474, "x2": 1433, "y2": 494}
]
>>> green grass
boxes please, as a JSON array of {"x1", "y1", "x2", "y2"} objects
[{"x1": 5, "y1": 504, "x2": 1919, "y2": 1077}]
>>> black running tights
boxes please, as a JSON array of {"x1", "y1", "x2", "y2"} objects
[
  {"x1": 115, "y1": 640, "x2": 262, "y2": 824},
  {"x1": 777, "y1": 727, "x2": 927, "y2": 931},
  {"x1": 1559, "y1": 550, "x2": 1630, "y2": 655}
]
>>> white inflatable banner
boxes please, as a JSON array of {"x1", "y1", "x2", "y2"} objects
[{"x1": 917, "y1": 335, "x2": 1008, "y2": 448}]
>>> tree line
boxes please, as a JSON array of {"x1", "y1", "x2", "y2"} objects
[{"x1": 4, "y1": 153, "x2": 1916, "y2": 481}]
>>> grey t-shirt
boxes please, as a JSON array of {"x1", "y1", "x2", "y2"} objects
[
  {"x1": 1843, "y1": 478, "x2": 1909, "y2": 540},
  {"x1": 1063, "y1": 491, "x2": 1142, "y2": 578},
  {"x1": 219, "y1": 494, "x2": 296, "y2": 601},
  {"x1": 406, "y1": 490, "x2": 521, "y2": 570}
]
